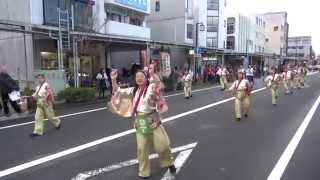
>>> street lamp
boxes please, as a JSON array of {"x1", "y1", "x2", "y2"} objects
[{"x1": 194, "y1": 22, "x2": 205, "y2": 80}]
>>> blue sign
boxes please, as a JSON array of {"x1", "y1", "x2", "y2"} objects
[
  {"x1": 195, "y1": 48, "x2": 204, "y2": 54},
  {"x1": 115, "y1": 0, "x2": 148, "y2": 12}
]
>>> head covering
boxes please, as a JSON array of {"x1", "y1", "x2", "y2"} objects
[{"x1": 35, "y1": 73, "x2": 45, "y2": 78}]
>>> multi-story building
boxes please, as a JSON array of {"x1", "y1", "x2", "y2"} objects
[
  {"x1": 287, "y1": 36, "x2": 313, "y2": 62},
  {"x1": 206, "y1": 0, "x2": 226, "y2": 50},
  {"x1": 263, "y1": 12, "x2": 289, "y2": 57},
  {"x1": 225, "y1": 14, "x2": 265, "y2": 68},
  {"x1": 147, "y1": 0, "x2": 226, "y2": 70},
  {"x1": 0, "y1": 0, "x2": 152, "y2": 90}
]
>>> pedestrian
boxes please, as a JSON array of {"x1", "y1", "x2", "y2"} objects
[
  {"x1": 217, "y1": 65, "x2": 229, "y2": 91},
  {"x1": 246, "y1": 65, "x2": 255, "y2": 86},
  {"x1": 182, "y1": 69, "x2": 193, "y2": 99},
  {"x1": 170, "y1": 66, "x2": 179, "y2": 91},
  {"x1": 30, "y1": 74, "x2": 61, "y2": 137},
  {"x1": 110, "y1": 69, "x2": 176, "y2": 179},
  {"x1": 265, "y1": 67, "x2": 281, "y2": 106},
  {"x1": 263, "y1": 65, "x2": 268, "y2": 78},
  {"x1": 96, "y1": 68, "x2": 109, "y2": 99},
  {"x1": 203, "y1": 65, "x2": 208, "y2": 83},
  {"x1": 0, "y1": 65, "x2": 21, "y2": 116},
  {"x1": 282, "y1": 65, "x2": 293, "y2": 95},
  {"x1": 229, "y1": 70, "x2": 251, "y2": 121}
]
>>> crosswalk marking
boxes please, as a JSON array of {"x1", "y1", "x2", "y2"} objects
[{"x1": 71, "y1": 142, "x2": 197, "y2": 180}]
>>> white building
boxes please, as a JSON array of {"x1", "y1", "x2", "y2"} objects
[
  {"x1": 94, "y1": 0, "x2": 151, "y2": 40},
  {"x1": 147, "y1": 0, "x2": 227, "y2": 68},
  {"x1": 263, "y1": 12, "x2": 289, "y2": 57},
  {"x1": 206, "y1": 0, "x2": 227, "y2": 50},
  {"x1": 287, "y1": 36, "x2": 313, "y2": 61},
  {"x1": 226, "y1": 14, "x2": 265, "y2": 54},
  {"x1": 147, "y1": 0, "x2": 194, "y2": 45}
]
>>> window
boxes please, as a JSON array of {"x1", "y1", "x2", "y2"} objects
[
  {"x1": 298, "y1": 46, "x2": 304, "y2": 49},
  {"x1": 263, "y1": 21, "x2": 266, "y2": 28},
  {"x1": 256, "y1": 17, "x2": 259, "y2": 25},
  {"x1": 130, "y1": 18, "x2": 142, "y2": 26},
  {"x1": 226, "y1": 36, "x2": 235, "y2": 49},
  {"x1": 207, "y1": 16, "x2": 219, "y2": 32},
  {"x1": 274, "y1": 26, "x2": 279, "y2": 31},
  {"x1": 155, "y1": 1, "x2": 160, "y2": 12},
  {"x1": 107, "y1": 13, "x2": 122, "y2": 22},
  {"x1": 224, "y1": 0, "x2": 227, "y2": 7},
  {"x1": 208, "y1": 0, "x2": 219, "y2": 10},
  {"x1": 227, "y1": 17, "x2": 235, "y2": 34},
  {"x1": 207, "y1": 37, "x2": 218, "y2": 48},
  {"x1": 187, "y1": 24, "x2": 193, "y2": 39},
  {"x1": 224, "y1": 20, "x2": 226, "y2": 28}
]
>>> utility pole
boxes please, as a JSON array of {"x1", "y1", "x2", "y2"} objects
[{"x1": 195, "y1": 22, "x2": 204, "y2": 81}]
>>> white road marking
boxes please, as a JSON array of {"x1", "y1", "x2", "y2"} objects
[
  {"x1": 0, "y1": 107, "x2": 107, "y2": 130},
  {"x1": 0, "y1": 85, "x2": 220, "y2": 131},
  {"x1": 267, "y1": 94, "x2": 320, "y2": 180},
  {"x1": 1, "y1": 72, "x2": 317, "y2": 130},
  {"x1": 71, "y1": 142, "x2": 197, "y2": 180},
  {"x1": 164, "y1": 85, "x2": 220, "y2": 98},
  {"x1": 160, "y1": 149, "x2": 194, "y2": 180},
  {"x1": 0, "y1": 87, "x2": 266, "y2": 178}
]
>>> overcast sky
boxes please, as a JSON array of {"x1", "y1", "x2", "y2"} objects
[{"x1": 227, "y1": 0, "x2": 319, "y2": 55}]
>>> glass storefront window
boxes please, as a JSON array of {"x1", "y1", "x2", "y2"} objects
[
  {"x1": 40, "y1": 52, "x2": 58, "y2": 69},
  {"x1": 40, "y1": 52, "x2": 68, "y2": 70}
]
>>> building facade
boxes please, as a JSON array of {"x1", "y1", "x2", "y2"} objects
[
  {"x1": 1, "y1": 0, "x2": 153, "y2": 91},
  {"x1": 206, "y1": 0, "x2": 226, "y2": 50},
  {"x1": 263, "y1": 12, "x2": 289, "y2": 57},
  {"x1": 287, "y1": 36, "x2": 313, "y2": 62},
  {"x1": 225, "y1": 14, "x2": 265, "y2": 69}
]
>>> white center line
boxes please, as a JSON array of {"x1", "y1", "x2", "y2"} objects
[
  {"x1": 0, "y1": 85, "x2": 220, "y2": 130},
  {"x1": 0, "y1": 87, "x2": 266, "y2": 178},
  {"x1": 267, "y1": 94, "x2": 320, "y2": 180}
]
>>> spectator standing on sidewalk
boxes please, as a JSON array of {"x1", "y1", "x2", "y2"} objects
[
  {"x1": 96, "y1": 68, "x2": 109, "y2": 99},
  {"x1": 246, "y1": 65, "x2": 255, "y2": 86},
  {"x1": 0, "y1": 65, "x2": 21, "y2": 116},
  {"x1": 170, "y1": 66, "x2": 179, "y2": 90}
]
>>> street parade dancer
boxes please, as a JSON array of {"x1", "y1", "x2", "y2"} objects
[
  {"x1": 265, "y1": 67, "x2": 281, "y2": 106},
  {"x1": 293, "y1": 64, "x2": 303, "y2": 89},
  {"x1": 282, "y1": 65, "x2": 294, "y2": 95},
  {"x1": 109, "y1": 69, "x2": 176, "y2": 179},
  {"x1": 182, "y1": 69, "x2": 193, "y2": 99},
  {"x1": 217, "y1": 65, "x2": 229, "y2": 91},
  {"x1": 148, "y1": 62, "x2": 168, "y2": 113},
  {"x1": 299, "y1": 62, "x2": 308, "y2": 87},
  {"x1": 30, "y1": 74, "x2": 61, "y2": 137},
  {"x1": 229, "y1": 70, "x2": 252, "y2": 121}
]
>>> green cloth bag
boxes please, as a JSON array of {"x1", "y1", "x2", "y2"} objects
[{"x1": 136, "y1": 114, "x2": 153, "y2": 135}]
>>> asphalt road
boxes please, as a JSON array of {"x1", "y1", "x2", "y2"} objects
[{"x1": 1, "y1": 73, "x2": 320, "y2": 180}]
